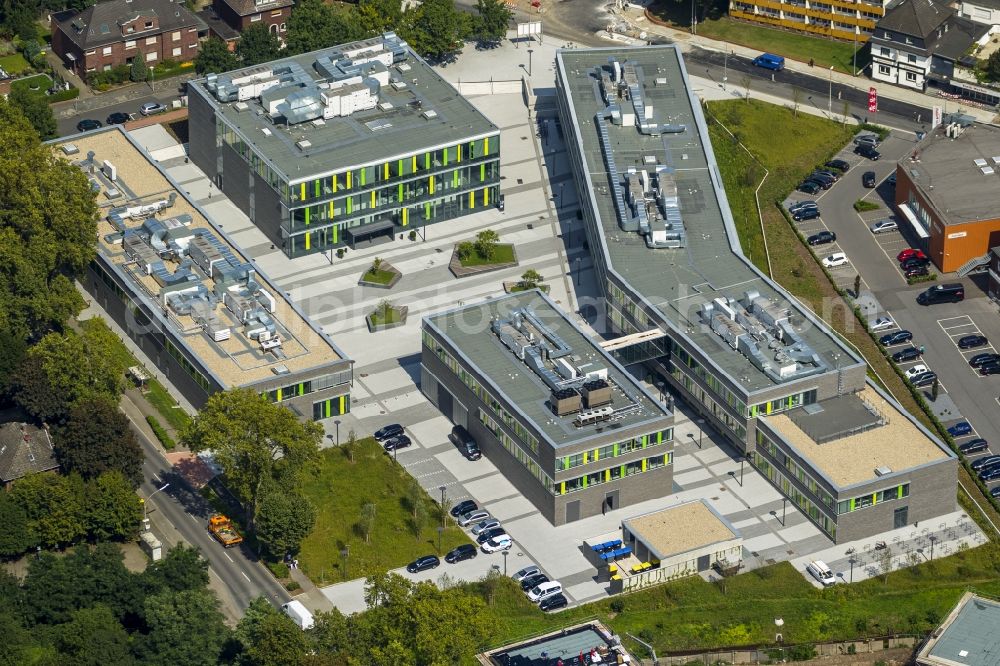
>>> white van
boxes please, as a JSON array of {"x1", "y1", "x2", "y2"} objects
[
  {"x1": 806, "y1": 560, "x2": 836, "y2": 587},
  {"x1": 281, "y1": 600, "x2": 315, "y2": 630},
  {"x1": 527, "y1": 580, "x2": 562, "y2": 603}
]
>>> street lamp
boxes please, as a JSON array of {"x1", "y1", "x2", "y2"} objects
[
  {"x1": 574, "y1": 257, "x2": 582, "y2": 285},
  {"x1": 527, "y1": 49, "x2": 534, "y2": 77},
  {"x1": 439, "y1": 485, "x2": 447, "y2": 528},
  {"x1": 828, "y1": 65, "x2": 834, "y2": 117},
  {"x1": 144, "y1": 482, "x2": 170, "y2": 521},
  {"x1": 696, "y1": 418, "x2": 705, "y2": 449},
  {"x1": 341, "y1": 545, "x2": 350, "y2": 581},
  {"x1": 334, "y1": 419, "x2": 341, "y2": 446},
  {"x1": 738, "y1": 457, "x2": 745, "y2": 487},
  {"x1": 437, "y1": 526, "x2": 444, "y2": 554},
  {"x1": 848, "y1": 554, "x2": 856, "y2": 583},
  {"x1": 502, "y1": 550, "x2": 509, "y2": 576},
  {"x1": 781, "y1": 498, "x2": 788, "y2": 526},
  {"x1": 929, "y1": 534, "x2": 938, "y2": 560},
  {"x1": 723, "y1": 50, "x2": 729, "y2": 91}
]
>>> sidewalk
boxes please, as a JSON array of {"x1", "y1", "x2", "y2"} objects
[{"x1": 623, "y1": 6, "x2": 999, "y2": 124}]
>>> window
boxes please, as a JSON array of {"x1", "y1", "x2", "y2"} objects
[
  {"x1": 907, "y1": 53, "x2": 917, "y2": 63},
  {"x1": 102, "y1": 46, "x2": 112, "y2": 56},
  {"x1": 880, "y1": 47, "x2": 890, "y2": 56},
  {"x1": 172, "y1": 30, "x2": 181, "y2": 41},
  {"x1": 905, "y1": 71, "x2": 917, "y2": 82},
  {"x1": 145, "y1": 51, "x2": 157, "y2": 62},
  {"x1": 280, "y1": 22, "x2": 286, "y2": 30},
  {"x1": 172, "y1": 47, "x2": 181, "y2": 57},
  {"x1": 146, "y1": 36, "x2": 157, "y2": 45},
  {"x1": 271, "y1": 9, "x2": 283, "y2": 15},
  {"x1": 125, "y1": 40, "x2": 136, "y2": 49},
  {"x1": 251, "y1": 13, "x2": 262, "y2": 21},
  {"x1": 145, "y1": 21, "x2": 153, "y2": 29},
  {"x1": 878, "y1": 65, "x2": 891, "y2": 75}
]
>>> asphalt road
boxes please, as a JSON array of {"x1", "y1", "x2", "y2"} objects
[
  {"x1": 134, "y1": 414, "x2": 289, "y2": 619},
  {"x1": 57, "y1": 88, "x2": 183, "y2": 137}
]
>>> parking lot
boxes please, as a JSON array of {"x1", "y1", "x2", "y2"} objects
[{"x1": 786, "y1": 130, "x2": 1000, "y2": 501}]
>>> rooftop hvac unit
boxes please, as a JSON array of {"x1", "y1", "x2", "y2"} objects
[
  {"x1": 296, "y1": 140, "x2": 312, "y2": 151},
  {"x1": 580, "y1": 379, "x2": 612, "y2": 409},
  {"x1": 874, "y1": 466, "x2": 892, "y2": 476},
  {"x1": 421, "y1": 109, "x2": 438, "y2": 120},
  {"x1": 574, "y1": 405, "x2": 614, "y2": 428},
  {"x1": 550, "y1": 388, "x2": 582, "y2": 417}
]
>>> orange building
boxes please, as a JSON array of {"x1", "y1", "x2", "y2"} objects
[{"x1": 894, "y1": 117, "x2": 1000, "y2": 275}]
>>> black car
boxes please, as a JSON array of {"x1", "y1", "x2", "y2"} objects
[
  {"x1": 825, "y1": 159, "x2": 850, "y2": 172},
  {"x1": 991, "y1": 486, "x2": 1000, "y2": 498},
  {"x1": 449, "y1": 499, "x2": 477, "y2": 518},
  {"x1": 106, "y1": 112, "x2": 130, "y2": 125},
  {"x1": 807, "y1": 230, "x2": 836, "y2": 245},
  {"x1": 406, "y1": 555, "x2": 440, "y2": 573},
  {"x1": 979, "y1": 466, "x2": 1000, "y2": 482},
  {"x1": 862, "y1": 171, "x2": 877, "y2": 188},
  {"x1": 891, "y1": 346, "x2": 923, "y2": 363},
  {"x1": 807, "y1": 173, "x2": 835, "y2": 189},
  {"x1": 904, "y1": 266, "x2": 929, "y2": 279},
  {"x1": 979, "y1": 362, "x2": 1000, "y2": 376},
  {"x1": 911, "y1": 371, "x2": 937, "y2": 388},
  {"x1": 962, "y1": 441, "x2": 991, "y2": 456},
  {"x1": 879, "y1": 330, "x2": 913, "y2": 346},
  {"x1": 520, "y1": 573, "x2": 550, "y2": 592},
  {"x1": 798, "y1": 181, "x2": 822, "y2": 194},
  {"x1": 476, "y1": 527, "x2": 506, "y2": 545},
  {"x1": 374, "y1": 423, "x2": 403, "y2": 441},
  {"x1": 383, "y1": 434, "x2": 412, "y2": 452},
  {"x1": 901, "y1": 256, "x2": 931, "y2": 270},
  {"x1": 789, "y1": 200, "x2": 817, "y2": 213},
  {"x1": 794, "y1": 207, "x2": 821, "y2": 222},
  {"x1": 959, "y1": 334, "x2": 988, "y2": 349},
  {"x1": 970, "y1": 353, "x2": 1000, "y2": 367},
  {"x1": 444, "y1": 544, "x2": 478, "y2": 564},
  {"x1": 855, "y1": 144, "x2": 880, "y2": 160},
  {"x1": 76, "y1": 118, "x2": 102, "y2": 132},
  {"x1": 539, "y1": 593, "x2": 569, "y2": 612}
]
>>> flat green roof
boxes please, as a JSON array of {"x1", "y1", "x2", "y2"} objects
[
  {"x1": 556, "y1": 46, "x2": 859, "y2": 396},
  {"x1": 189, "y1": 36, "x2": 498, "y2": 183},
  {"x1": 424, "y1": 290, "x2": 672, "y2": 450}
]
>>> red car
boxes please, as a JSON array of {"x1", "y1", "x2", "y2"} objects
[{"x1": 897, "y1": 248, "x2": 928, "y2": 263}]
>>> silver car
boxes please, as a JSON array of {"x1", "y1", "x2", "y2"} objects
[
  {"x1": 471, "y1": 518, "x2": 502, "y2": 535},
  {"x1": 458, "y1": 509, "x2": 490, "y2": 527},
  {"x1": 512, "y1": 565, "x2": 541, "y2": 582},
  {"x1": 870, "y1": 219, "x2": 898, "y2": 234}
]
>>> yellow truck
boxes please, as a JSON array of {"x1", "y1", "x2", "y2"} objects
[{"x1": 208, "y1": 514, "x2": 243, "y2": 548}]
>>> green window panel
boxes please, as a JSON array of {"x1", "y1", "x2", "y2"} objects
[
  {"x1": 314, "y1": 179, "x2": 320, "y2": 197},
  {"x1": 480, "y1": 163, "x2": 485, "y2": 182},
  {"x1": 425, "y1": 152, "x2": 430, "y2": 170}
]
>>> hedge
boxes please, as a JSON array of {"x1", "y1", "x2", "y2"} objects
[{"x1": 145, "y1": 415, "x2": 176, "y2": 450}]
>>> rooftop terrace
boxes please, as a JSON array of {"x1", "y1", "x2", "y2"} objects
[
  {"x1": 189, "y1": 33, "x2": 498, "y2": 182},
  {"x1": 622, "y1": 499, "x2": 740, "y2": 561},
  {"x1": 556, "y1": 46, "x2": 859, "y2": 395},
  {"x1": 424, "y1": 290, "x2": 671, "y2": 449},
  {"x1": 763, "y1": 386, "x2": 950, "y2": 488},
  {"x1": 54, "y1": 128, "x2": 343, "y2": 389}
]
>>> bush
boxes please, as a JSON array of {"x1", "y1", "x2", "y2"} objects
[
  {"x1": 457, "y1": 241, "x2": 475, "y2": 260},
  {"x1": 145, "y1": 415, "x2": 176, "y2": 450},
  {"x1": 907, "y1": 272, "x2": 937, "y2": 285},
  {"x1": 853, "y1": 200, "x2": 879, "y2": 212},
  {"x1": 47, "y1": 87, "x2": 79, "y2": 103},
  {"x1": 267, "y1": 561, "x2": 290, "y2": 578},
  {"x1": 88, "y1": 64, "x2": 130, "y2": 90},
  {"x1": 285, "y1": 581, "x2": 301, "y2": 592},
  {"x1": 610, "y1": 598, "x2": 625, "y2": 613}
]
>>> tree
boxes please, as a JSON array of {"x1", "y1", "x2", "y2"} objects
[
  {"x1": 235, "y1": 597, "x2": 309, "y2": 666},
  {"x1": 55, "y1": 398, "x2": 144, "y2": 486},
  {"x1": 371, "y1": 256, "x2": 384, "y2": 274},
  {"x1": 237, "y1": 24, "x2": 282, "y2": 67},
  {"x1": 182, "y1": 389, "x2": 323, "y2": 534},
  {"x1": 85, "y1": 471, "x2": 143, "y2": 541},
  {"x1": 456, "y1": 241, "x2": 475, "y2": 261},
  {"x1": 741, "y1": 74, "x2": 752, "y2": 103},
  {"x1": 986, "y1": 50, "x2": 1000, "y2": 82},
  {"x1": 878, "y1": 545, "x2": 894, "y2": 583},
  {"x1": 520, "y1": 268, "x2": 543, "y2": 289},
  {"x1": 255, "y1": 489, "x2": 317, "y2": 558},
  {"x1": 11, "y1": 471, "x2": 87, "y2": 549},
  {"x1": 54, "y1": 605, "x2": 135, "y2": 666},
  {"x1": 130, "y1": 57, "x2": 148, "y2": 83},
  {"x1": 0, "y1": 99, "x2": 98, "y2": 341},
  {"x1": 411, "y1": 499, "x2": 427, "y2": 538},
  {"x1": 853, "y1": 273, "x2": 862, "y2": 298},
  {"x1": 363, "y1": 571, "x2": 413, "y2": 608},
  {"x1": 931, "y1": 376, "x2": 940, "y2": 401},
  {"x1": 0, "y1": 492, "x2": 32, "y2": 557},
  {"x1": 474, "y1": 0, "x2": 511, "y2": 46},
  {"x1": 358, "y1": 502, "x2": 377, "y2": 544},
  {"x1": 8, "y1": 86, "x2": 56, "y2": 140},
  {"x1": 343, "y1": 429, "x2": 358, "y2": 463},
  {"x1": 791, "y1": 87, "x2": 802, "y2": 117},
  {"x1": 286, "y1": 0, "x2": 365, "y2": 55},
  {"x1": 142, "y1": 544, "x2": 210, "y2": 594},
  {"x1": 408, "y1": 583, "x2": 492, "y2": 663},
  {"x1": 195, "y1": 37, "x2": 238, "y2": 75},
  {"x1": 403, "y1": 0, "x2": 468, "y2": 62},
  {"x1": 137, "y1": 589, "x2": 229, "y2": 666},
  {"x1": 842, "y1": 99, "x2": 851, "y2": 125},
  {"x1": 354, "y1": 0, "x2": 402, "y2": 37},
  {"x1": 0, "y1": 329, "x2": 27, "y2": 396},
  {"x1": 404, "y1": 477, "x2": 422, "y2": 520},
  {"x1": 474, "y1": 229, "x2": 499, "y2": 260}
]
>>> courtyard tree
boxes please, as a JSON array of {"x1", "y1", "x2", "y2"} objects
[
  {"x1": 255, "y1": 489, "x2": 317, "y2": 558},
  {"x1": 194, "y1": 37, "x2": 238, "y2": 75},
  {"x1": 403, "y1": 0, "x2": 469, "y2": 62},
  {"x1": 358, "y1": 502, "x2": 377, "y2": 544},
  {"x1": 182, "y1": 389, "x2": 323, "y2": 534},
  {"x1": 286, "y1": 0, "x2": 365, "y2": 55},
  {"x1": 474, "y1": 0, "x2": 512, "y2": 46},
  {"x1": 236, "y1": 24, "x2": 282, "y2": 67},
  {"x1": 474, "y1": 229, "x2": 499, "y2": 260},
  {"x1": 55, "y1": 397, "x2": 144, "y2": 487},
  {"x1": 520, "y1": 268, "x2": 543, "y2": 289},
  {"x1": 8, "y1": 86, "x2": 56, "y2": 140},
  {"x1": 986, "y1": 50, "x2": 1000, "y2": 82},
  {"x1": 130, "y1": 57, "x2": 148, "y2": 83},
  {"x1": 137, "y1": 589, "x2": 229, "y2": 666}
]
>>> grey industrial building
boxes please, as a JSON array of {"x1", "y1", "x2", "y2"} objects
[
  {"x1": 917, "y1": 592, "x2": 1000, "y2": 666},
  {"x1": 187, "y1": 32, "x2": 501, "y2": 259},
  {"x1": 421, "y1": 290, "x2": 674, "y2": 525},
  {"x1": 53, "y1": 128, "x2": 353, "y2": 420},
  {"x1": 554, "y1": 45, "x2": 957, "y2": 540}
]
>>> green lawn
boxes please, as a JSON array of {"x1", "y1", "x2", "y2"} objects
[
  {"x1": 298, "y1": 440, "x2": 471, "y2": 582},
  {"x1": 460, "y1": 243, "x2": 516, "y2": 267},
  {"x1": 10, "y1": 73, "x2": 52, "y2": 97},
  {"x1": 369, "y1": 307, "x2": 401, "y2": 326},
  {"x1": 0, "y1": 53, "x2": 31, "y2": 75},
  {"x1": 362, "y1": 268, "x2": 396, "y2": 285},
  {"x1": 510, "y1": 283, "x2": 550, "y2": 294}
]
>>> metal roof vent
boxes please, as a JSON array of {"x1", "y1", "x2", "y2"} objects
[
  {"x1": 234, "y1": 102, "x2": 249, "y2": 112},
  {"x1": 261, "y1": 127, "x2": 272, "y2": 136},
  {"x1": 421, "y1": 109, "x2": 438, "y2": 120},
  {"x1": 974, "y1": 158, "x2": 987, "y2": 167},
  {"x1": 874, "y1": 466, "x2": 892, "y2": 476},
  {"x1": 982, "y1": 166, "x2": 995, "y2": 175},
  {"x1": 271, "y1": 364, "x2": 290, "y2": 375},
  {"x1": 311, "y1": 118, "x2": 325, "y2": 126},
  {"x1": 296, "y1": 140, "x2": 312, "y2": 151}
]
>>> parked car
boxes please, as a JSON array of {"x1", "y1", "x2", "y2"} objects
[
  {"x1": 481, "y1": 535, "x2": 513, "y2": 553},
  {"x1": 789, "y1": 200, "x2": 817, "y2": 213},
  {"x1": 527, "y1": 581, "x2": 563, "y2": 603},
  {"x1": 901, "y1": 256, "x2": 931, "y2": 269},
  {"x1": 450, "y1": 499, "x2": 477, "y2": 518},
  {"x1": 904, "y1": 364, "x2": 929, "y2": 380},
  {"x1": 807, "y1": 230, "x2": 836, "y2": 245},
  {"x1": 879, "y1": 330, "x2": 913, "y2": 346},
  {"x1": 382, "y1": 434, "x2": 412, "y2": 452},
  {"x1": 862, "y1": 171, "x2": 877, "y2": 188},
  {"x1": 450, "y1": 425, "x2": 481, "y2": 461},
  {"x1": 898, "y1": 249, "x2": 928, "y2": 263},
  {"x1": 979, "y1": 363, "x2": 1000, "y2": 376},
  {"x1": 870, "y1": 219, "x2": 898, "y2": 234},
  {"x1": 947, "y1": 422, "x2": 973, "y2": 437},
  {"x1": 888, "y1": 172, "x2": 897, "y2": 186},
  {"x1": 970, "y1": 353, "x2": 1000, "y2": 368},
  {"x1": 959, "y1": 335, "x2": 988, "y2": 349},
  {"x1": 808, "y1": 172, "x2": 836, "y2": 188},
  {"x1": 891, "y1": 347, "x2": 922, "y2": 363},
  {"x1": 458, "y1": 509, "x2": 491, "y2": 527},
  {"x1": 140, "y1": 101, "x2": 167, "y2": 116},
  {"x1": 910, "y1": 371, "x2": 937, "y2": 388},
  {"x1": 794, "y1": 207, "x2": 821, "y2": 222},
  {"x1": 512, "y1": 565, "x2": 541, "y2": 582},
  {"x1": 855, "y1": 144, "x2": 880, "y2": 160},
  {"x1": 374, "y1": 424, "x2": 403, "y2": 441},
  {"x1": 106, "y1": 112, "x2": 130, "y2": 125},
  {"x1": 967, "y1": 437, "x2": 993, "y2": 454},
  {"x1": 822, "y1": 252, "x2": 849, "y2": 268},
  {"x1": 520, "y1": 573, "x2": 550, "y2": 592},
  {"x1": 854, "y1": 134, "x2": 881, "y2": 147},
  {"x1": 806, "y1": 561, "x2": 836, "y2": 587},
  {"x1": 752, "y1": 53, "x2": 785, "y2": 70},
  {"x1": 444, "y1": 544, "x2": 478, "y2": 564},
  {"x1": 918, "y1": 283, "x2": 965, "y2": 305},
  {"x1": 798, "y1": 180, "x2": 822, "y2": 194},
  {"x1": 991, "y1": 486, "x2": 1000, "y2": 498},
  {"x1": 870, "y1": 316, "x2": 895, "y2": 331},
  {"x1": 904, "y1": 266, "x2": 929, "y2": 279},
  {"x1": 970, "y1": 454, "x2": 1000, "y2": 470},
  {"x1": 406, "y1": 555, "x2": 440, "y2": 573},
  {"x1": 471, "y1": 518, "x2": 502, "y2": 535},
  {"x1": 76, "y1": 118, "x2": 102, "y2": 132},
  {"x1": 825, "y1": 159, "x2": 850, "y2": 172},
  {"x1": 476, "y1": 527, "x2": 507, "y2": 544},
  {"x1": 539, "y1": 593, "x2": 569, "y2": 612},
  {"x1": 978, "y1": 466, "x2": 1000, "y2": 482}
]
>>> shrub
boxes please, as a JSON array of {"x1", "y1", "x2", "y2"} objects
[
  {"x1": 408, "y1": 230, "x2": 417, "y2": 241},
  {"x1": 267, "y1": 561, "x2": 290, "y2": 578},
  {"x1": 610, "y1": 598, "x2": 625, "y2": 613},
  {"x1": 285, "y1": 581, "x2": 301, "y2": 592},
  {"x1": 145, "y1": 415, "x2": 176, "y2": 449},
  {"x1": 853, "y1": 200, "x2": 879, "y2": 212},
  {"x1": 457, "y1": 241, "x2": 475, "y2": 260}
]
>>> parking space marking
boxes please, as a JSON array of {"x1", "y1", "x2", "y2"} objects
[{"x1": 936, "y1": 316, "x2": 997, "y2": 378}]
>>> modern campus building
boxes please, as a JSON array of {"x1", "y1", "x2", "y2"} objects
[
  {"x1": 728, "y1": 0, "x2": 885, "y2": 44},
  {"x1": 555, "y1": 45, "x2": 957, "y2": 542},
  {"x1": 916, "y1": 592, "x2": 1000, "y2": 666},
  {"x1": 187, "y1": 32, "x2": 501, "y2": 259},
  {"x1": 421, "y1": 290, "x2": 674, "y2": 525},
  {"x1": 53, "y1": 128, "x2": 353, "y2": 420},
  {"x1": 894, "y1": 118, "x2": 1000, "y2": 275}
]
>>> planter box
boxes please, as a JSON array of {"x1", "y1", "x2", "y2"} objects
[
  {"x1": 366, "y1": 305, "x2": 409, "y2": 332},
  {"x1": 450, "y1": 244, "x2": 519, "y2": 278},
  {"x1": 358, "y1": 262, "x2": 402, "y2": 289},
  {"x1": 503, "y1": 281, "x2": 550, "y2": 294}
]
